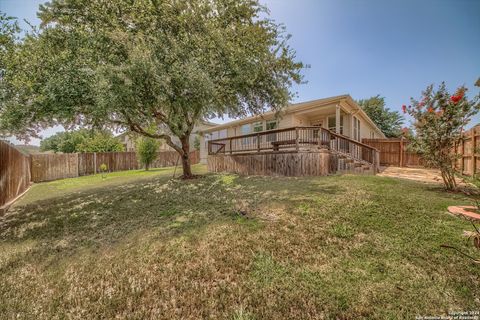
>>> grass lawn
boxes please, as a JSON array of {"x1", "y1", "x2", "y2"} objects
[{"x1": 1, "y1": 165, "x2": 479, "y2": 319}]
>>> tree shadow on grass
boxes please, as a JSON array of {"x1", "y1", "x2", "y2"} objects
[{"x1": 0, "y1": 173, "x2": 343, "y2": 271}]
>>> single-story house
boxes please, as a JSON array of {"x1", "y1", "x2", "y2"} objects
[{"x1": 198, "y1": 95, "x2": 385, "y2": 166}]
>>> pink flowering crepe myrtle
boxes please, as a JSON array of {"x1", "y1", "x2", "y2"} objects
[{"x1": 401, "y1": 82, "x2": 480, "y2": 190}]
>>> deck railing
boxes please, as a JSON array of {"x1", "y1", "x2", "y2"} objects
[{"x1": 207, "y1": 126, "x2": 379, "y2": 168}]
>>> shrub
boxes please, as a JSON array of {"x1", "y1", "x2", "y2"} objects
[
  {"x1": 76, "y1": 132, "x2": 125, "y2": 153},
  {"x1": 193, "y1": 135, "x2": 200, "y2": 150},
  {"x1": 136, "y1": 137, "x2": 159, "y2": 171},
  {"x1": 404, "y1": 83, "x2": 479, "y2": 190},
  {"x1": 40, "y1": 129, "x2": 124, "y2": 153},
  {"x1": 99, "y1": 163, "x2": 108, "y2": 179}
]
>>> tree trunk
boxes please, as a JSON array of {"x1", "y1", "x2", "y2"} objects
[
  {"x1": 440, "y1": 166, "x2": 456, "y2": 191},
  {"x1": 179, "y1": 136, "x2": 193, "y2": 179},
  {"x1": 145, "y1": 162, "x2": 150, "y2": 171}
]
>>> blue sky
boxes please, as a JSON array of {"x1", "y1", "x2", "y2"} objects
[{"x1": 2, "y1": 0, "x2": 480, "y2": 145}]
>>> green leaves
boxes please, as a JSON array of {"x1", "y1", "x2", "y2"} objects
[
  {"x1": 40, "y1": 129, "x2": 124, "y2": 153},
  {"x1": 76, "y1": 132, "x2": 125, "y2": 153},
  {"x1": 357, "y1": 95, "x2": 404, "y2": 138},
  {"x1": 136, "y1": 137, "x2": 159, "y2": 170},
  {"x1": 1, "y1": 0, "x2": 303, "y2": 176}
]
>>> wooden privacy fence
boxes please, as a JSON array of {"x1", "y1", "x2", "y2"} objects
[
  {"x1": 0, "y1": 141, "x2": 31, "y2": 209},
  {"x1": 31, "y1": 150, "x2": 199, "y2": 182},
  {"x1": 362, "y1": 125, "x2": 480, "y2": 173},
  {"x1": 454, "y1": 125, "x2": 480, "y2": 176},
  {"x1": 362, "y1": 138, "x2": 423, "y2": 167}
]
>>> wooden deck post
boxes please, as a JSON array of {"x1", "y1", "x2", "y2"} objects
[
  {"x1": 335, "y1": 105, "x2": 341, "y2": 134},
  {"x1": 295, "y1": 128, "x2": 299, "y2": 152},
  {"x1": 257, "y1": 133, "x2": 260, "y2": 152}
]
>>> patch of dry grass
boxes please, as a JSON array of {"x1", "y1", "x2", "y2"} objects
[{"x1": 0, "y1": 168, "x2": 479, "y2": 319}]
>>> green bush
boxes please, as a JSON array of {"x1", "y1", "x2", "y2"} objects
[
  {"x1": 77, "y1": 132, "x2": 125, "y2": 153},
  {"x1": 193, "y1": 135, "x2": 201, "y2": 150},
  {"x1": 99, "y1": 163, "x2": 108, "y2": 179},
  {"x1": 40, "y1": 129, "x2": 124, "y2": 153},
  {"x1": 136, "y1": 137, "x2": 159, "y2": 171}
]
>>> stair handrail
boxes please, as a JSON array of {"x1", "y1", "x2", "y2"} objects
[{"x1": 318, "y1": 127, "x2": 379, "y2": 153}]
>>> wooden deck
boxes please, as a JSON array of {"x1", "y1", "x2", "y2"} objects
[
  {"x1": 208, "y1": 149, "x2": 334, "y2": 176},
  {"x1": 207, "y1": 127, "x2": 379, "y2": 176}
]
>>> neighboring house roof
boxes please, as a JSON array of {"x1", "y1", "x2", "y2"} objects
[
  {"x1": 192, "y1": 120, "x2": 219, "y2": 133},
  {"x1": 200, "y1": 95, "x2": 386, "y2": 138}
]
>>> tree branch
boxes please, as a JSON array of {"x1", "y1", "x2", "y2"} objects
[{"x1": 117, "y1": 114, "x2": 185, "y2": 156}]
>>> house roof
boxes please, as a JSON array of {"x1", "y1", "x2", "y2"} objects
[
  {"x1": 200, "y1": 120, "x2": 219, "y2": 127},
  {"x1": 200, "y1": 95, "x2": 386, "y2": 138}
]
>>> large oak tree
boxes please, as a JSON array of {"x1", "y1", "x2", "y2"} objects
[{"x1": 0, "y1": 0, "x2": 304, "y2": 178}]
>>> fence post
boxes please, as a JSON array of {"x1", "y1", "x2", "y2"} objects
[
  {"x1": 29, "y1": 154, "x2": 33, "y2": 182},
  {"x1": 461, "y1": 136, "x2": 465, "y2": 174},
  {"x1": 399, "y1": 138, "x2": 404, "y2": 167},
  {"x1": 472, "y1": 128, "x2": 476, "y2": 176},
  {"x1": 93, "y1": 152, "x2": 97, "y2": 174},
  {"x1": 76, "y1": 153, "x2": 80, "y2": 177},
  {"x1": 467, "y1": 128, "x2": 475, "y2": 177}
]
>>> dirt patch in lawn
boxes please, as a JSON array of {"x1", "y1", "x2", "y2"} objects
[{"x1": 378, "y1": 166, "x2": 465, "y2": 186}]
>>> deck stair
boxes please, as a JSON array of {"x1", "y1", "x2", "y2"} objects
[{"x1": 333, "y1": 150, "x2": 375, "y2": 175}]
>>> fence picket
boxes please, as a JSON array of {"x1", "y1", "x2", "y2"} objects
[
  {"x1": 363, "y1": 125, "x2": 480, "y2": 175},
  {"x1": 0, "y1": 141, "x2": 31, "y2": 209},
  {"x1": 29, "y1": 150, "x2": 199, "y2": 182}
]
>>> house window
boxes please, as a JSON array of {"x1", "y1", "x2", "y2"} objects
[
  {"x1": 266, "y1": 120, "x2": 278, "y2": 131},
  {"x1": 209, "y1": 129, "x2": 227, "y2": 140},
  {"x1": 241, "y1": 124, "x2": 250, "y2": 145},
  {"x1": 253, "y1": 121, "x2": 264, "y2": 133},
  {"x1": 370, "y1": 131, "x2": 375, "y2": 139},
  {"x1": 353, "y1": 116, "x2": 361, "y2": 141},
  {"x1": 241, "y1": 124, "x2": 250, "y2": 135},
  {"x1": 328, "y1": 115, "x2": 344, "y2": 134},
  {"x1": 266, "y1": 120, "x2": 278, "y2": 142}
]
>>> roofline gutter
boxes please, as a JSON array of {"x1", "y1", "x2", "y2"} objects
[{"x1": 200, "y1": 95, "x2": 386, "y2": 139}]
